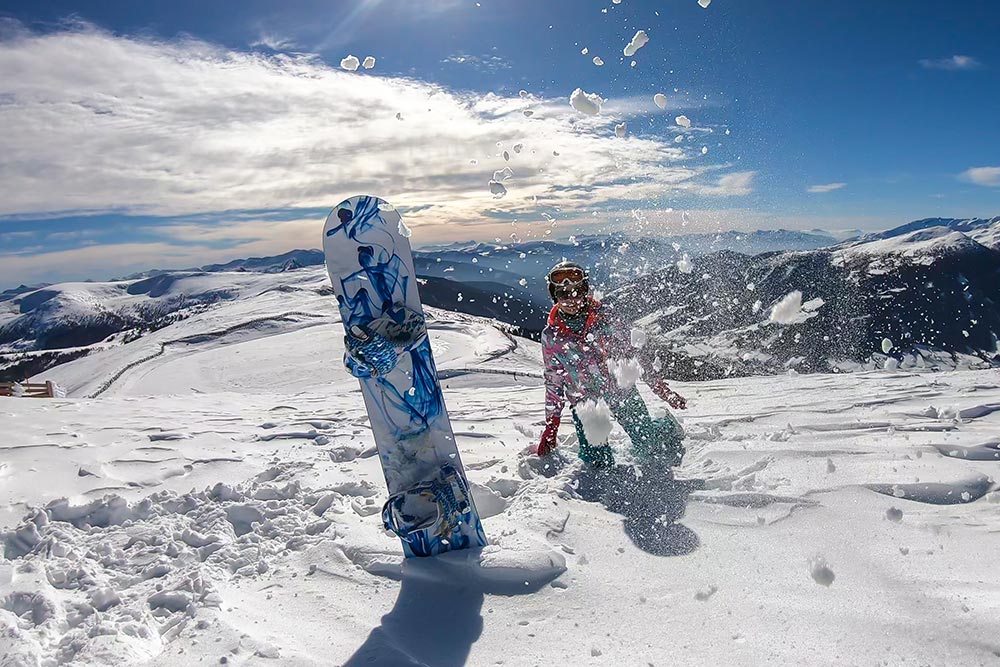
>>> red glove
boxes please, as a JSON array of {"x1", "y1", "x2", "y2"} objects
[
  {"x1": 536, "y1": 414, "x2": 561, "y2": 456},
  {"x1": 651, "y1": 379, "x2": 687, "y2": 410}
]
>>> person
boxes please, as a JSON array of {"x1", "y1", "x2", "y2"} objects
[{"x1": 536, "y1": 260, "x2": 687, "y2": 469}]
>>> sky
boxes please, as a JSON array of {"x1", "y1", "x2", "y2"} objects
[{"x1": 1, "y1": 0, "x2": 998, "y2": 288}]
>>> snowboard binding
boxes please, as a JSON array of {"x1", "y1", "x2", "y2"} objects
[
  {"x1": 344, "y1": 324, "x2": 398, "y2": 377},
  {"x1": 381, "y1": 464, "x2": 473, "y2": 548}
]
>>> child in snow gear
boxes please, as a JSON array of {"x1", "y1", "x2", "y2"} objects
[{"x1": 537, "y1": 261, "x2": 687, "y2": 469}]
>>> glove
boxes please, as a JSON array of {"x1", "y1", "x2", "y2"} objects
[
  {"x1": 536, "y1": 414, "x2": 561, "y2": 456},
  {"x1": 651, "y1": 379, "x2": 687, "y2": 410}
]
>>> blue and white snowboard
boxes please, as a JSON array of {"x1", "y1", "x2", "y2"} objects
[{"x1": 322, "y1": 195, "x2": 488, "y2": 558}]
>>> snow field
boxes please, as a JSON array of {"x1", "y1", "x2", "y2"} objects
[{"x1": 1, "y1": 284, "x2": 999, "y2": 665}]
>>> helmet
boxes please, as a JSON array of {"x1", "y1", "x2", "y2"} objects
[{"x1": 546, "y1": 260, "x2": 589, "y2": 302}]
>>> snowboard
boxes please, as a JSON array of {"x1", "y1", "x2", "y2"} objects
[{"x1": 322, "y1": 195, "x2": 488, "y2": 558}]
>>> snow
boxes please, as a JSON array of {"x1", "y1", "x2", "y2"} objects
[
  {"x1": 698, "y1": 0, "x2": 712, "y2": 8},
  {"x1": 614, "y1": 122, "x2": 626, "y2": 137},
  {"x1": 675, "y1": 115, "x2": 692, "y2": 128},
  {"x1": 653, "y1": 93, "x2": 668, "y2": 109},
  {"x1": 2, "y1": 267, "x2": 1000, "y2": 665},
  {"x1": 882, "y1": 338, "x2": 894, "y2": 354},
  {"x1": 488, "y1": 180, "x2": 507, "y2": 198},
  {"x1": 676, "y1": 254, "x2": 694, "y2": 273},
  {"x1": 769, "y1": 290, "x2": 803, "y2": 324},
  {"x1": 569, "y1": 88, "x2": 604, "y2": 115},
  {"x1": 623, "y1": 30, "x2": 649, "y2": 57},
  {"x1": 606, "y1": 357, "x2": 641, "y2": 390},
  {"x1": 592, "y1": 56, "x2": 604, "y2": 66},
  {"x1": 362, "y1": 56, "x2": 376, "y2": 70},
  {"x1": 573, "y1": 398, "x2": 615, "y2": 444},
  {"x1": 340, "y1": 55, "x2": 360, "y2": 71},
  {"x1": 630, "y1": 327, "x2": 647, "y2": 349}
]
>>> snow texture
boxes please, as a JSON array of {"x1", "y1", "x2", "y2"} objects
[{"x1": 2, "y1": 265, "x2": 1000, "y2": 666}]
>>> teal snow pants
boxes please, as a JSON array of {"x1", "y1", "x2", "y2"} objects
[{"x1": 570, "y1": 388, "x2": 684, "y2": 469}]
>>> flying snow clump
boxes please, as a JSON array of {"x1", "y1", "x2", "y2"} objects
[
  {"x1": 881, "y1": 338, "x2": 893, "y2": 354},
  {"x1": 675, "y1": 115, "x2": 692, "y2": 128},
  {"x1": 575, "y1": 398, "x2": 615, "y2": 445},
  {"x1": 607, "y1": 358, "x2": 642, "y2": 390},
  {"x1": 593, "y1": 56, "x2": 604, "y2": 66},
  {"x1": 493, "y1": 166, "x2": 513, "y2": 182},
  {"x1": 623, "y1": 30, "x2": 649, "y2": 57},
  {"x1": 698, "y1": 0, "x2": 712, "y2": 7},
  {"x1": 570, "y1": 88, "x2": 605, "y2": 115},
  {"x1": 630, "y1": 327, "x2": 647, "y2": 349},
  {"x1": 341, "y1": 55, "x2": 360, "y2": 71},
  {"x1": 653, "y1": 93, "x2": 668, "y2": 109},
  {"x1": 676, "y1": 254, "x2": 694, "y2": 274},
  {"x1": 769, "y1": 291, "x2": 803, "y2": 324},
  {"x1": 489, "y1": 180, "x2": 508, "y2": 198},
  {"x1": 362, "y1": 56, "x2": 376, "y2": 69},
  {"x1": 615, "y1": 122, "x2": 627, "y2": 137},
  {"x1": 397, "y1": 217, "x2": 412, "y2": 238}
]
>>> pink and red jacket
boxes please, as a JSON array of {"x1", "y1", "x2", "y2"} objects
[{"x1": 541, "y1": 298, "x2": 637, "y2": 420}]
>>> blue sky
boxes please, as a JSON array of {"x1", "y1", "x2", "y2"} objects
[{"x1": 1, "y1": 0, "x2": 998, "y2": 288}]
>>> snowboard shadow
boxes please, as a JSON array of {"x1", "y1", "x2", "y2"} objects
[
  {"x1": 344, "y1": 549, "x2": 562, "y2": 667},
  {"x1": 572, "y1": 460, "x2": 702, "y2": 557}
]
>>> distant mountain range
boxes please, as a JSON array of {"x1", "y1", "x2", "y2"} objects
[{"x1": 2, "y1": 217, "x2": 997, "y2": 382}]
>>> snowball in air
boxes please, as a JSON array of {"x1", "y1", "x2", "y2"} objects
[
  {"x1": 576, "y1": 398, "x2": 614, "y2": 445},
  {"x1": 675, "y1": 115, "x2": 692, "y2": 128},
  {"x1": 489, "y1": 180, "x2": 508, "y2": 198},
  {"x1": 615, "y1": 122, "x2": 627, "y2": 137},
  {"x1": 623, "y1": 30, "x2": 649, "y2": 57},
  {"x1": 570, "y1": 88, "x2": 605, "y2": 115},
  {"x1": 630, "y1": 328, "x2": 647, "y2": 348},
  {"x1": 676, "y1": 254, "x2": 694, "y2": 274},
  {"x1": 653, "y1": 93, "x2": 668, "y2": 110},
  {"x1": 698, "y1": 0, "x2": 711, "y2": 6},
  {"x1": 341, "y1": 55, "x2": 360, "y2": 71},
  {"x1": 769, "y1": 291, "x2": 803, "y2": 324},
  {"x1": 362, "y1": 56, "x2": 376, "y2": 69},
  {"x1": 881, "y1": 338, "x2": 893, "y2": 354},
  {"x1": 593, "y1": 56, "x2": 604, "y2": 66}
]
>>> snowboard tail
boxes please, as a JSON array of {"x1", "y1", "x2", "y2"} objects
[{"x1": 323, "y1": 195, "x2": 487, "y2": 558}]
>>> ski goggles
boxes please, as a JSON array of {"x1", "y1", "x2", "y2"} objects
[{"x1": 548, "y1": 266, "x2": 587, "y2": 286}]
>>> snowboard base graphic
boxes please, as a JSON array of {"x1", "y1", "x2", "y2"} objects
[{"x1": 322, "y1": 195, "x2": 487, "y2": 557}]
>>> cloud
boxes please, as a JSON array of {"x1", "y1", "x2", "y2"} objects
[
  {"x1": 918, "y1": 55, "x2": 982, "y2": 71},
  {"x1": 807, "y1": 182, "x2": 846, "y2": 193},
  {"x1": 960, "y1": 166, "x2": 1000, "y2": 187},
  {"x1": 441, "y1": 52, "x2": 511, "y2": 72},
  {"x1": 0, "y1": 23, "x2": 746, "y2": 229}
]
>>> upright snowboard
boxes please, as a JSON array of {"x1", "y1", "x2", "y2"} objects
[{"x1": 322, "y1": 195, "x2": 487, "y2": 557}]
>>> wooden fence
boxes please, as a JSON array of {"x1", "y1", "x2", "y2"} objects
[{"x1": 0, "y1": 381, "x2": 59, "y2": 398}]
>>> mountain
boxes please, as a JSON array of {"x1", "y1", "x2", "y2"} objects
[
  {"x1": 607, "y1": 217, "x2": 1000, "y2": 379},
  {"x1": 3, "y1": 218, "x2": 997, "y2": 383}
]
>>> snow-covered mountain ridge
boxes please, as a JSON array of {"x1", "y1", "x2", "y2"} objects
[{"x1": 608, "y1": 217, "x2": 1000, "y2": 378}]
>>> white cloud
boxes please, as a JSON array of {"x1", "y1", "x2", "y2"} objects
[
  {"x1": 918, "y1": 55, "x2": 982, "y2": 71},
  {"x1": 960, "y1": 166, "x2": 1000, "y2": 187},
  {"x1": 695, "y1": 171, "x2": 756, "y2": 196},
  {"x1": 807, "y1": 182, "x2": 846, "y2": 193},
  {"x1": 441, "y1": 52, "x2": 511, "y2": 71},
  {"x1": 0, "y1": 23, "x2": 748, "y2": 232}
]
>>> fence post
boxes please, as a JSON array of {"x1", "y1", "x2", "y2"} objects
[{"x1": 46, "y1": 380, "x2": 55, "y2": 398}]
